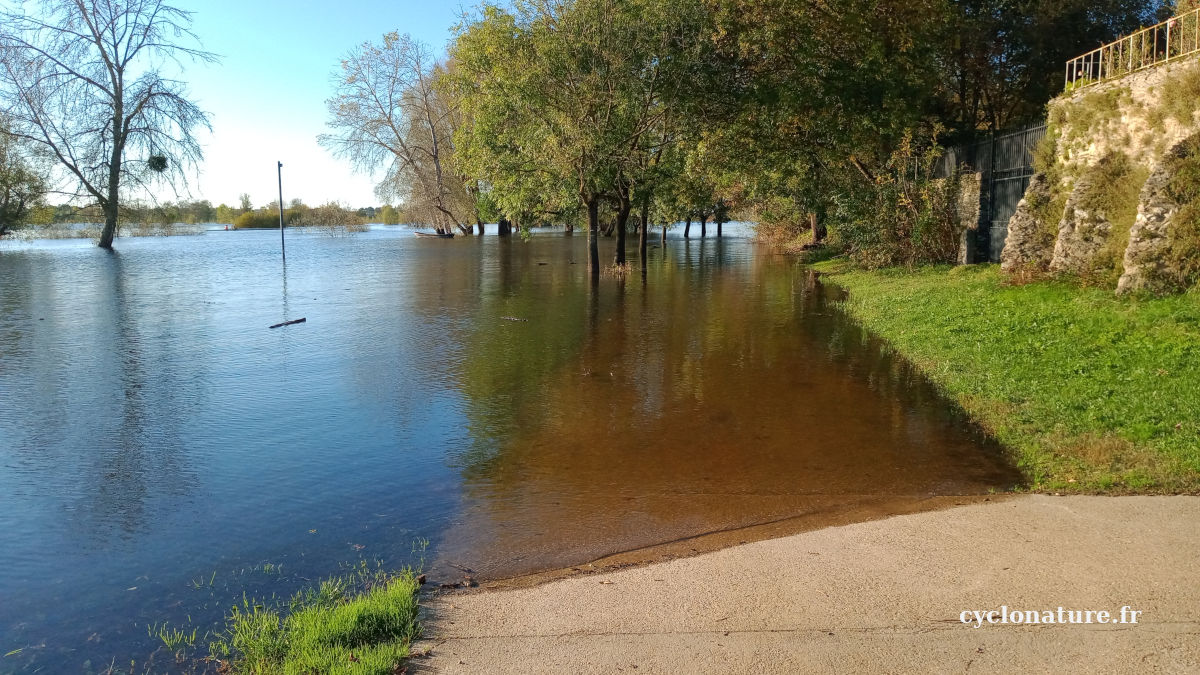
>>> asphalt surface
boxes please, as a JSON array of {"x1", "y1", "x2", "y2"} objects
[{"x1": 416, "y1": 495, "x2": 1200, "y2": 674}]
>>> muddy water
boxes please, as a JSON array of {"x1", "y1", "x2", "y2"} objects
[
  {"x1": 0, "y1": 227, "x2": 1019, "y2": 671},
  {"x1": 436, "y1": 236, "x2": 1021, "y2": 577}
]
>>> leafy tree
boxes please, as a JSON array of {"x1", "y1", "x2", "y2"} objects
[
  {"x1": 379, "y1": 204, "x2": 401, "y2": 225},
  {"x1": 451, "y1": 0, "x2": 718, "y2": 271},
  {"x1": 0, "y1": 0, "x2": 215, "y2": 249},
  {"x1": 215, "y1": 203, "x2": 235, "y2": 224},
  {"x1": 238, "y1": 193, "x2": 253, "y2": 212},
  {"x1": 0, "y1": 125, "x2": 47, "y2": 236},
  {"x1": 321, "y1": 32, "x2": 475, "y2": 234},
  {"x1": 679, "y1": 0, "x2": 947, "y2": 244},
  {"x1": 943, "y1": 0, "x2": 1159, "y2": 135}
]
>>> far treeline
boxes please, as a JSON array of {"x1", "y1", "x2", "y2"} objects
[
  {"x1": 9, "y1": 197, "x2": 405, "y2": 230},
  {"x1": 319, "y1": 0, "x2": 1169, "y2": 274}
]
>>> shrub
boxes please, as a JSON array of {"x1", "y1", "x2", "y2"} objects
[
  {"x1": 233, "y1": 210, "x2": 283, "y2": 229},
  {"x1": 1156, "y1": 61, "x2": 1200, "y2": 129},
  {"x1": 835, "y1": 129, "x2": 963, "y2": 268}
]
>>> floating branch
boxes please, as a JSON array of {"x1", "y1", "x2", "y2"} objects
[{"x1": 269, "y1": 318, "x2": 307, "y2": 329}]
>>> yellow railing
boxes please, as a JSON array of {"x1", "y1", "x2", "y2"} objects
[{"x1": 1065, "y1": 7, "x2": 1200, "y2": 91}]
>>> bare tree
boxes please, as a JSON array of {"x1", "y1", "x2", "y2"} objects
[
  {"x1": 0, "y1": 0, "x2": 214, "y2": 249},
  {"x1": 320, "y1": 32, "x2": 473, "y2": 235}
]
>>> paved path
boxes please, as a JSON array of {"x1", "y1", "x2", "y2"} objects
[{"x1": 415, "y1": 495, "x2": 1200, "y2": 674}]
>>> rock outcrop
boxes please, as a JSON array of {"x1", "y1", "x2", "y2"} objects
[
  {"x1": 1117, "y1": 139, "x2": 1191, "y2": 294},
  {"x1": 1049, "y1": 171, "x2": 1112, "y2": 274},
  {"x1": 1000, "y1": 173, "x2": 1054, "y2": 272}
]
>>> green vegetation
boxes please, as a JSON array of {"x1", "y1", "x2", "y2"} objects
[
  {"x1": 813, "y1": 262, "x2": 1200, "y2": 493},
  {"x1": 1034, "y1": 85, "x2": 1135, "y2": 254},
  {"x1": 1077, "y1": 152, "x2": 1150, "y2": 286},
  {"x1": 234, "y1": 210, "x2": 284, "y2": 230},
  {"x1": 209, "y1": 566, "x2": 422, "y2": 675},
  {"x1": 1056, "y1": 85, "x2": 1131, "y2": 150},
  {"x1": 833, "y1": 129, "x2": 964, "y2": 268},
  {"x1": 1148, "y1": 60, "x2": 1200, "y2": 130},
  {"x1": 1164, "y1": 134, "x2": 1200, "y2": 290},
  {"x1": 378, "y1": 205, "x2": 400, "y2": 225},
  {"x1": 1027, "y1": 125, "x2": 1071, "y2": 268},
  {"x1": 0, "y1": 126, "x2": 47, "y2": 237},
  {"x1": 148, "y1": 622, "x2": 199, "y2": 651}
]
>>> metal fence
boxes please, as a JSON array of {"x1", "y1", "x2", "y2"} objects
[
  {"x1": 1065, "y1": 7, "x2": 1200, "y2": 90},
  {"x1": 935, "y1": 123, "x2": 1047, "y2": 263}
]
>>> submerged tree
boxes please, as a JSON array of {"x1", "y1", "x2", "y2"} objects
[
  {"x1": 451, "y1": 0, "x2": 720, "y2": 272},
  {"x1": 0, "y1": 0, "x2": 214, "y2": 249},
  {"x1": 321, "y1": 32, "x2": 476, "y2": 235}
]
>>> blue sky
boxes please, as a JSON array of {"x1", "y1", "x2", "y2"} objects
[{"x1": 178, "y1": 0, "x2": 468, "y2": 209}]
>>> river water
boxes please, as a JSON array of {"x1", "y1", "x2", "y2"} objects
[{"x1": 0, "y1": 227, "x2": 1020, "y2": 671}]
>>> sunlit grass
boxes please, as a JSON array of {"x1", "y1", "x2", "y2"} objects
[
  {"x1": 813, "y1": 261, "x2": 1200, "y2": 493},
  {"x1": 208, "y1": 562, "x2": 422, "y2": 675}
]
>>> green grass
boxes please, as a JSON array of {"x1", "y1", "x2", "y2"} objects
[
  {"x1": 209, "y1": 566, "x2": 422, "y2": 674},
  {"x1": 148, "y1": 621, "x2": 199, "y2": 650},
  {"x1": 812, "y1": 260, "x2": 1200, "y2": 493}
]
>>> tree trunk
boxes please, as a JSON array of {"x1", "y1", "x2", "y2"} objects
[
  {"x1": 99, "y1": 201, "x2": 118, "y2": 249},
  {"x1": 498, "y1": 217, "x2": 512, "y2": 236},
  {"x1": 639, "y1": 196, "x2": 649, "y2": 264},
  {"x1": 717, "y1": 218, "x2": 723, "y2": 238},
  {"x1": 661, "y1": 224, "x2": 667, "y2": 245},
  {"x1": 587, "y1": 198, "x2": 600, "y2": 278},
  {"x1": 684, "y1": 217, "x2": 691, "y2": 239},
  {"x1": 700, "y1": 214, "x2": 708, "y2": 238},
  {"x1": 98, "y1": 109, "x2": 123, "y2": 249},
  {"x1": 614, "y1": 193, "x2": 631, "y2": 266},
  {"x1": 809, "y1": 212, "x2": 827, "y2": 243},
  {"x1": 476, "y1": 217, "x2": 484, "y2": 235}
]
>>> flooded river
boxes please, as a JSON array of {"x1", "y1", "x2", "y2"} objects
[{"x1": 0, "y1": 227, "x2": 1020, "y2": 671}]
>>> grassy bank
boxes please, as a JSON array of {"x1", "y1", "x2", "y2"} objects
[
  {"x1": 812, "y1": 261, "x2": 1200, "y2": 493},
  {"x1": 208, "y1": 566, "x2": 422, "y2": 674}
]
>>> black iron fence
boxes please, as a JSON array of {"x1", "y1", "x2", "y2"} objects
[{"x1": 934, "y1": 123, "x2": 1046, "y2": 263}]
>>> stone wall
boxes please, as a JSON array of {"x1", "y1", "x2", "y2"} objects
[
  {"x1": 1118, "y1": 136, "x2": 1199, "y2": 294},
  {"x1": 999, "y1": 57, "x2": 1200, "y2": 294},
  {"x1": 1000, "y1": 173, "x2": 1053, "y2": 272}
]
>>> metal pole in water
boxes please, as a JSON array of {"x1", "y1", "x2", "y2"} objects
[{"x1": 277, "y1": 161, "x2": 286, "y2": 262}]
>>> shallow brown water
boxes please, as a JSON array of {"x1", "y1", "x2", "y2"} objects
[{"x1": 433, "y1": 234, "x2": 1021, "y2": 579}]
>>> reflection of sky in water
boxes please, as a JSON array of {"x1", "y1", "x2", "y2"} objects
[{"x1": 0, "y1": 228, "x2": 1017, "y2": 671}]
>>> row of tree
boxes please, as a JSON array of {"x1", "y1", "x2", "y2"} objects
[
  {"x1": 319, "y1": 0, "x2": 1164, "y2": 274},
  {"x1": 0, "y1": 0, "x2": 1169, "y2": 255}
]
